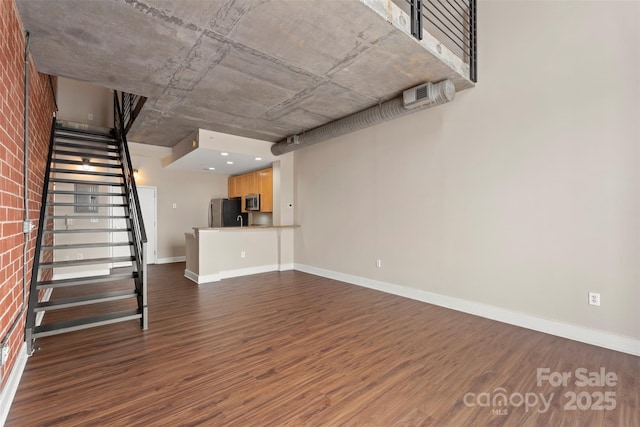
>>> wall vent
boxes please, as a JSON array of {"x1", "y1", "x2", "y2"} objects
[{"x1": 403, "y1": 82, "x2": 434, "y2": 109}]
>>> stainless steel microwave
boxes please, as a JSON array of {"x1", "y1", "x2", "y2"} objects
[{"x1": 245, "y1": 194, "x2": 260, "y2": 211}]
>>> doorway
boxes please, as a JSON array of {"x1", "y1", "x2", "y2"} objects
[
  {"x1": 137, "y1": 186, "x2": 157, "y2": 264},
  {"x1": 110, "y1": 186, "x2": 157, "y2": 267}
]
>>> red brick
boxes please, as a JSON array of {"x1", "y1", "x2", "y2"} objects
[{"x1": 0, "y1": 0, "x2": 56, "y2": 390}]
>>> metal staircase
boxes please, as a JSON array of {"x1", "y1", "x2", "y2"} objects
[{"x1": 25, "y1": 108, "x2": 148, "y2": 353}]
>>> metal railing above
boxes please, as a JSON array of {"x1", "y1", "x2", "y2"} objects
[
  {"x1": 117, "y1": 91, "x2": 147, "y2": 134},
  {"x1": 396, "y1": 0, "x2": 477, "y2": 82}
]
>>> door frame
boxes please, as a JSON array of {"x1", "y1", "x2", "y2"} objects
[
  {"x1": 109, "y1": 186, "x2": 158, "y2": 266},
  {"x1": 137, "y1": 186, "x2": 158, "y2": 265}
]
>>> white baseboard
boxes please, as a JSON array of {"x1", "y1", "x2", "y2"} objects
[
  {"x1": 279, "y1": 263, "x2": 294, "y2": 271},
  {"x1": 52, "y1": 269, "x2": 110, "y2": 281},
  {"x1": 0, "y1": 287, "x2": 54, "y2": 426},
  {"x1": 220, "y1": 264, "x2": 279, "y2": 280},
  {"x1": 0, "y1": 342, "x2": 27, "y2": 427},
  {"x1": 184, "y1": 264, "x2": 281, "y2": 285},
  {"x1": 184, "y1": 269, "x2": 208, "y2": 284},
  {"x1": 158, "y1": 256, "x2": 185, "y2": 264},
  {"x1": 293, "y1": 263, "x2": 640, "y2": 356}
]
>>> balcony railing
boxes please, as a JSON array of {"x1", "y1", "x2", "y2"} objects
[
  {"x1": 116, "y1": 91, "x2": 147, "y2": 134},
  {"x1": 395, "y1": 0, "x2": 477, "y2": 82}
]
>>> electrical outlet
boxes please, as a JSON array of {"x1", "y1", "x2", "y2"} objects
[
  {"x1": 240, "y1": 251, "x2": 246, "y2": 258},
  {"x1": 88, "y1": 113, "x2": 93, "y2": 120},
  {"x1": 588, "y1": 292, "x2": 601, "y2": 306},
  {"x1": 1, "y1": 344, "x2": 9, "y2": 365},
  {"x1": 77, "y1": 253, "x2": 83, "y2": 260},
  {"x1": 376, "y1": 259, "x2": 382, "y2": 268}
]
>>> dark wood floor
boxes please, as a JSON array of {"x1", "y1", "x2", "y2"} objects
[{"x1": 7, "y1": 263, "x2": 639, "y2": 426}]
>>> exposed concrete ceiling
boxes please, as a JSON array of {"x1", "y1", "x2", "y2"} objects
[{"x1": 17, "y1": 0, "x2": 473, "y2": 148}]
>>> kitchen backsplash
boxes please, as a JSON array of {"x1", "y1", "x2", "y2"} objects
[{"x1": 250, "y1": 212, "x2": 273, "y2": 226}]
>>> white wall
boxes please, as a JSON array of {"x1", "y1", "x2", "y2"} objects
[
  {"x1": 57, "y1": 77, "x2": 113, "y2": 127},
  {"x1": 129, "y1": 144, "x2": 229, "y2": 261},
  {"x1": 294, "y1": 1, "x2": 639, "y2": 342}
]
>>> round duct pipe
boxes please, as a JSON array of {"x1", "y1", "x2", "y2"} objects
[{"x1": 271, "y1": 79, "x2": 455, "y2": 156}]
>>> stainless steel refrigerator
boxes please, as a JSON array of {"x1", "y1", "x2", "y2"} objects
[{"x1": 208, "y1": 197, "x2": 248, "y2": 227}]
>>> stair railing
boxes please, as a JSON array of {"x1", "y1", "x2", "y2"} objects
[
  {"x1": 396, "y1": 0, "x2": 477, "y2": 83},
  {"x1": 119, "y1": 92, "x2": 147, "y2": 135},
  {"x1": 113, "y1": 92, "x2": 148, "y2": 329},
  {"x1": 25, "y1": 117, "x2": 57, "y2": 354}
]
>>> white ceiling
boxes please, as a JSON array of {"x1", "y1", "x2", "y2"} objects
[
  {"x1": 160, "y1": 128, "x2": 278, "y2": 175},
  {"x1": 164, "y1": 148, "x2": 274, "y2": 175}
]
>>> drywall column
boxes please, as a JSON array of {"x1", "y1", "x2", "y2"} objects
[{"x1": 272, "y1": 153, "x2": 295, "y2": 268}]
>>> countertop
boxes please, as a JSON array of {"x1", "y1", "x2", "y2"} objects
[{"x1": 193, "y1": 225, "x2": 300, "y2": 232}]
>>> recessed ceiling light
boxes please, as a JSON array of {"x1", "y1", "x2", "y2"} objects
[
  {"x1": 255, "y1": 157, "x2": 262, "y2": 161},
  {"x1": 226, "y1": 161, "x2": 234, "y2": 165},
  {"x1": 208, "y1": 167, "x2": 216, "y2": 170},
  {"x1": 220, "y1": 152, "x2": 229, "y2": 156}
]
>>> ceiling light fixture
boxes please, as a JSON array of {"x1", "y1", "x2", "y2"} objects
[
  {"x1": 208, "y1": 167, "x2": 216, "y2": 171},
  {"x1": 81, "y1": 158, "x2": 90, "y2": 170},
  {"x1": 255, "y1": 157, "x2": 262, "y2": 161},
  {"x1": 226, "y1": 161, "x2": 234, "y2": 165},
  {"x1": 133, "y1": 169, "x2": 140, "y2": 179},
  {"x1": 220, "y1": 152, "x2": 229, "y2": 156}
]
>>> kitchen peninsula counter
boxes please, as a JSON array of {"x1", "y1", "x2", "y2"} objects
[
  {"x1": 195, "y1": 225, "x2": 299, "y2": 231},
  {"x1": 184, "y1": 225, "x2": 298, "y2": 284}
]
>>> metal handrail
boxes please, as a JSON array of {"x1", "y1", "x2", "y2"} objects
[
  {"x1": 113, "y1": 92, "x2": 147, "y2": 245},
  {"x1": 48, "y1": 75, "x2": 58, "y2": 112},
  {"x1": 25, "y1": 117, "x2": 56, "y2": 351},
  {"x1": 119, "y1": 92, "x2": 146, "y2": 134},
  {"x1": 114, "y1": 91, "x2": 148, "y2": 328}
]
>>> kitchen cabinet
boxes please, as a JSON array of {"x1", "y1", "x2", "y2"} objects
[
  {"x1": 228, "y1": 176, "x2": 239, "y2": 198},
  {"x1": 246, "y1": 172, "x2": 258, "y2": 195},
  {"x1": 239, "y1": 174, "x2": 248, "y2": 212},
  {"x1": 258, "y1": 168, "x2": 273, "y2": 213},
  {"x1": 228, "y1": 167, "x2": 273, "y2": 213}
]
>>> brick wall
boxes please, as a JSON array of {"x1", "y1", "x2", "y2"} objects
[{"x1": 0, "y1": 0, "x2": 56, "y2": 389}]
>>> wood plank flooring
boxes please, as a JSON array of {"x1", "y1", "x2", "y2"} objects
[{"x1": 7, "y1": 263, "x2": 639, "y2": 426}]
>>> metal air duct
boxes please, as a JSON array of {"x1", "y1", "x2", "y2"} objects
[{"x1": 270, "y1": 79, "x2": 455, "y2": 156}]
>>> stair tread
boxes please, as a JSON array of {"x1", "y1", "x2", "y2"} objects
[
  {"x1": 55, "y1": 124, "x2": 114, "y2": 138},
  {"x1": 33, "y1": 309, "x2": 142, "y2": 337},
  {"x1": 53, "y1": 149, "x2": 119, "y2": 161},
  {"x1": 44, "y1": 228, "x2": 131, "y2": 234},
  {"x1": 50, "y1": 169, "x2": 123, "y2": 178},
  {"x1": 39, "y1": 256, "x2": 135, "y2": 268},
  {"x1": 45, "y1": 215, "x2": 127, "y2": 219},
  {"x1": 50, "y1": 177, "x2": 125, "y2": 186},
  {"x1": 52, "y1": 159, "x2": 122, "y2": 169},
  {"x1": 37, "y1": 272, "x2": 138, "y2": 289},
  {"x1": 35, "y1": 290, "x2": 138, "y2": 312},
  {"x1": 48, "y1": 203, "x2": 127, "y2": 207},
  {"x1": 42, "y1": 241, "x2": 133, "y2": 250},
  {"x1": 54, "y1": 133, "x2": 117, "y2": 143},
  {"x1": 54, "y1": 141, "x2": 118, "y2": 152},
  {"x1": 50, "y1": 171, "x2": 124, "y2": 179},
  {"x1": 49, "y1": 191, "x2": 125, "y2": 196}
]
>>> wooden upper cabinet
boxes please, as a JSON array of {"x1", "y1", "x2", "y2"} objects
[
  {"x1": 246, "y1": 172, "x2": 258, "y2": 195},
  {"x1": 228, "y1": 176, "x2": 238, "y2": 198},
  {"x1": 238, "y1": 174, "x2": 248, "y2": 212},
  {"x1": 227, "y1": 167, "x2": 273, "y2": 213},
  {"x1": 258, "y1": 168, "x2": 273, "y2": 212}
]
